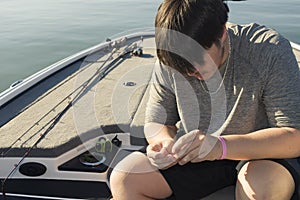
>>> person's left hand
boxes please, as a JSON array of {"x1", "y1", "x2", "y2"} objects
[
  {"x1": 171, "y1": 129, "x2": 221, "y2": 165},
  {"x1": 146, "y1": 138, "x2": 177, "y2": 169}
]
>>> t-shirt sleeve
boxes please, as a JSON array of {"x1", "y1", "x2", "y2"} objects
[
  {"x1": 263, "y1": 39, "x2": 300, "y2": 129},
  {"x1": 145, "y1": 61, "x2": 180, "y2": 125}
]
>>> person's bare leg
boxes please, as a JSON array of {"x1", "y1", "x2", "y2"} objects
[
  {"x1": 236, "y1": 160, "x2": 295, "y2": 200},
  {"x1": 109, "y1": 152, "x2": 173, "y2": 200}
]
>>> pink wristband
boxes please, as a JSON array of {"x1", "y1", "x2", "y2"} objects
[{"x1": 218, "y1": 136, "x2": 227, "y2": 160}]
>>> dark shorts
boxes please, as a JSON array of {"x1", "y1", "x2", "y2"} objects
[{"x1": 160, "y1": 158, "x2": 300, "y2": 200}]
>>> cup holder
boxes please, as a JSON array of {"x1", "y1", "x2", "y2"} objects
[{"x1": 79, "y1": 152, "x2": 106, "y2": 167}]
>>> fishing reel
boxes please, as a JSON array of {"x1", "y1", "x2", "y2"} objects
[{"x1": 131, "y1": 47, "x2": 143, "y2": 57}]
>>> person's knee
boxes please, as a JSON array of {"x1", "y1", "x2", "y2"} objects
[
  {"x1": 109, "y1": 168, "x2": 124, "y2": 195},
  {"x1": 109, "y1": 152, "x2": 159, "y2": 197},
  {"x1": 236, "y1": 160, "x2": 295, "y2": 200},
  {"x1": 110, "y1": 151, "x2": 153, "y2": 186}
]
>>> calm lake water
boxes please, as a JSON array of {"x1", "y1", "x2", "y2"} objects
[{"x1": 1, "y1": 0, "x2": 300, "y2": 92}]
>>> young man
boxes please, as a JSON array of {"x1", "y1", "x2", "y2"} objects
[{"x1": 110, "y1": 0, "x2": 300, "y2": 199}]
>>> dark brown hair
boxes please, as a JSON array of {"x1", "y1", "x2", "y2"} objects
[{"x1": 155, "y1": 0, "x2": 229, "y2": 74}]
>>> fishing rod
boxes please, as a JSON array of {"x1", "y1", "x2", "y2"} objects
[
  {"x1": 0, "y1": 45, "x2": 124, "y2": 155},
  {"x1": 1, "y1": 36, "x2": 144, "y2": 199},
  {"x1": 0, "y1": 36, "x2": 142, "y2": 157},
  {"x1": 0, "y1": 56, "x2": 112, "y2": 157}
]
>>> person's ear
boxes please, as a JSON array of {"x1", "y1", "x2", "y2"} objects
[{"x1": 220, "y1": 25, "x2": 227, "y2": 44}]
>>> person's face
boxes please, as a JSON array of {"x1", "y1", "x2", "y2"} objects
[{"x1": 187, "y1": 42, "x2": 224, "y2": 80}]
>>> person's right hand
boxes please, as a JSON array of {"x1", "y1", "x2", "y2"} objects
[{"x1": 146, "y1": 138, "x2": 177, "y2": 170}]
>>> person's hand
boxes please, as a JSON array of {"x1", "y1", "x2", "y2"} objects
[
  {"x1": 146, "y1": 138, "x2": 177, "y2": 170},
  {"x1": 172, "y1": 130, "x2": 221, "y2": 165}
]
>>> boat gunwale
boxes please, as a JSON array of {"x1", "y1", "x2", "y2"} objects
[{"x1": 291, "y1": 41, "x2": 300, "y2": 52}]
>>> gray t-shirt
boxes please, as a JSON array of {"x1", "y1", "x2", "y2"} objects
[{"x1": 145, "y1": 23, "x2": 300, "y2": 136}]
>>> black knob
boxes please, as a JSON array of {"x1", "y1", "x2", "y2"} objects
[{"x1": 112, "y1": 135, "x2": 122, "y2": 147}]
